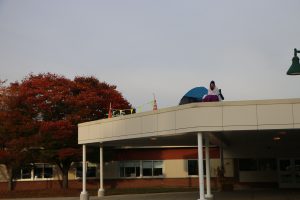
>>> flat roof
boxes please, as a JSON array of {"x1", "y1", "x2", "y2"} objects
[{"x1": 78, "y1": 98, "x2": 300, "y2": 145}]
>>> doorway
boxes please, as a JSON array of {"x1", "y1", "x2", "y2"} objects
[{"x1": 278, "y1": 158, "x2": 300, "y2": 188}]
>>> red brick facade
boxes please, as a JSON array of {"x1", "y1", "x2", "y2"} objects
[
  {"x1": 104, "y1": 178, "x2": 218, "y2": 189},
  {"x1": 0, "y1": 178, "x2": 219, "y2": 191},
  {"x1": 0, "y1": 147, "x2": 220, "y2": 191},
  {"x1": 113, "y1": 147, "x2": 220, "y2": 161}
]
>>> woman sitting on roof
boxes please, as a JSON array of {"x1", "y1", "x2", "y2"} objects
[{"x1": 203, "y1": 80, "x2": 224, "y2": 102}]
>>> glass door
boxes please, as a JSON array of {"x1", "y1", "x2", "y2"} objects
[
  {"x1": 278, "y1": 159, "x2": 300, "y2": 188},
  {"x1": 294, "y1": 159, "x2": 300, "y2": 184}
]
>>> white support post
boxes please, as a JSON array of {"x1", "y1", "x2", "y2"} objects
[
  {"x1": 80, "y1": 144, "x2": 89, "y2": 200},
  {"x1": 98, "y1": 143, "x2": 105, "y2": 197},
  {"x1": 197, "y1": 133, "x2": 206, "y2": 200},
  {"x1": 205, "y1": 135, "x2": 213, "y2": 199}
]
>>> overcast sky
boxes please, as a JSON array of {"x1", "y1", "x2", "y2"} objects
[{"x1": 1, "y1": 0, "x2": 300, "y2": 109}]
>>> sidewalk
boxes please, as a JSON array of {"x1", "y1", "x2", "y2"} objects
[{"x1": 1, "y1": 189, "x2": 300, "y2": 200}]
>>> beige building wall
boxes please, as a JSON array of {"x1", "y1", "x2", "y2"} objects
[
  {"x1": 68, "y1": 166, "x2": 76, "y2": 180},
  {"x1": 164, "y1": 159, "x2": 221, "y2": 178},
  {"x1": 210, "y1": 159, "x2": 221, "y2": 177},
  {"x1": 164, "y1": 160, "x2": 187, "y2": 178},
  {"x1": 223, "y1": 158, "x2": 234, "y2": 177},
  {"x1": 0, "y1": 164, "x2": 8, "y2": 182}
]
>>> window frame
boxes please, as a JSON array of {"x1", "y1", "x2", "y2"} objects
[
  {"x1": 15, "y1": 163, "x2": 54, "y2": 181},
  {"x1": 142, "y1": 160, "x2": 164, "y2": 178},
  {"x1": 119, "y1": 160, "x2": 141, "y2": 178},
  {"x1": 75, "y1": 162, "x2": 98, "y2": 179},
  {"x1": 119, "y1": 160, "x2": 164, "y2": 179},
  {"x1": 238, "y1": 158, "x2": 277, "y2": 171},
  {"x1": 153, "y1": 160, "x2": 163, "y2": 177},
  {"x1": 187, "y1": 159, "x2": 206, "y2": 177}
]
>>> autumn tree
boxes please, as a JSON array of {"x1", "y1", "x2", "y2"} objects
[
  {"x1": 14, "y1": 73, "x2": 131, "y2": 189},
  {"x1": 0, "y1": 81, "x2": 38, "y2": 190}
]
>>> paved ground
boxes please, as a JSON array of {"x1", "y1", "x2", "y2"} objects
[{"x1": 2, "y1": 190, "x2": 300, "y2": 200}]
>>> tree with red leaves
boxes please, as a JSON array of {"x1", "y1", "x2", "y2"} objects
[
  {"x1": 0, "y1": 81, "x2": 38, "y2": 190},
  {"x1": 12, "y1": 73, "x2": 131, "y2": 189}
]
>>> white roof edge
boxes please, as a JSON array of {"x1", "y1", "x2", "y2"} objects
[{"x1": 78, "y1": 98, "x2": 300, "y2": 127}]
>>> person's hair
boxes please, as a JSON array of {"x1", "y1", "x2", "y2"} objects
[{"x1": 210, "y1": 80, "x2": 215, "y2": 85}]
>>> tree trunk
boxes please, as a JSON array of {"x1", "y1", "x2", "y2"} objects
[
  {"x1": 57, "y1": 162, "x2": 71, "y2": 189},
  {"x1": 7, "y1": 167, "x2": 13, "y2": 191},
  {"x1": 62, "y1": 170, "x2": 68, "y2": 189}
]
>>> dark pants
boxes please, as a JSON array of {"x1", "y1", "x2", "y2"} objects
[{"x1": 203, "y1": 95, "x2": 219, "y2": 102}]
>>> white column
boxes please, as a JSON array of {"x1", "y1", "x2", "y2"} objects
[
  {"x1": 205, "y1": 135, "x2": 213, "y2": 199},
  {"x1": 98, "y1": 144, "x2": 105, "y2": 197},
  {"x1": 197, "y1": 133, "x2": 206, "y2": 200},
  {"x1": 80, "y1": 144, "x2": 89, "y2": 200}
]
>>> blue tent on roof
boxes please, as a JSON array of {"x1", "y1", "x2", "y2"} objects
[{"x1": 179, "y1": 87, "x2": 208, "y2": 105}]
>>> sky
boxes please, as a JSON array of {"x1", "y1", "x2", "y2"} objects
[{"x1": 0, "y1": 0, "x2": 300, "y2": 109}]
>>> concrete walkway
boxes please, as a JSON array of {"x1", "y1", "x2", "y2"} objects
[{"x1": 2, "y1": 190, "x2": 300, "y2": 200}]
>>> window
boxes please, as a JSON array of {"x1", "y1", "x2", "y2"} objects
[
  {"x1": 44, "y1": 164, "x2": 54, "y2": 178},
  {"x1": 239, "y1": 159, "x2": 258, "y2": 171},
  {"x1": 34, "y1": 164, "x2": 43, "y2": 178},
  {"x1": 15, "y1": 166, "x2": 32, "y2": 180},
  {"x1": 142, "y1": 161, "x2": 153, "y2": 176},
  {"x1": 295, "y1": 160, "x2": 300, "y2": 171},
  {"x1": 239, "y1": 158, "x2": 277, "y2": 171},
  {"x1": 15, "y1": 163, "x2": 54, "y2": 180},
  {"x1": 279, "y1": 160, "x2": 291, "y2": 171},
  {"x1": 119, "y1": 160, "x2": 163, "y2": 178},
  {"x1": 153, "y1": 161, "x2": 163, "y2": 176},
  {"x1": 87, "y1": 163, "x2": 97, "y2": 177},
  {"x1": 188, "y1": 160, "x2": 206, "y2": 176},
  {"x1": 34, "y1": 164, "x2": 53, "y2": 179},
  {"x1": 142, "y1": 161, "x2": 163, "y2": 177},
  {"x1": 75, "y1": 162, "x2": 97, "y2": 178},
  {"x1": 119, "y1": 161, "x2": 140, "y2": 178},
  {"x1": 258, "y1": 159, "x2": 277, "y2": 171}
]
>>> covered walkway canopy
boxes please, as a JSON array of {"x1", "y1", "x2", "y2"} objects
[{"x1": 78, "y1": 98, "x2": 300, "y2": 200}]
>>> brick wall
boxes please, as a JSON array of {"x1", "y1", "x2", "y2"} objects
[
  {"x1": 113, "y1": 147, "x2": 220, "y2": 161},
  {"x1": 0, "y1": 178, "x2": 219, "y2": 191}
]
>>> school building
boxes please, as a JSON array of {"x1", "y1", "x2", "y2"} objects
[
  {"x1": 0, "y1": 98, "x2": 300, "y2": 200},
  {"x1": 77, "y1": 98, "x2": 300, "y2": 200}
]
